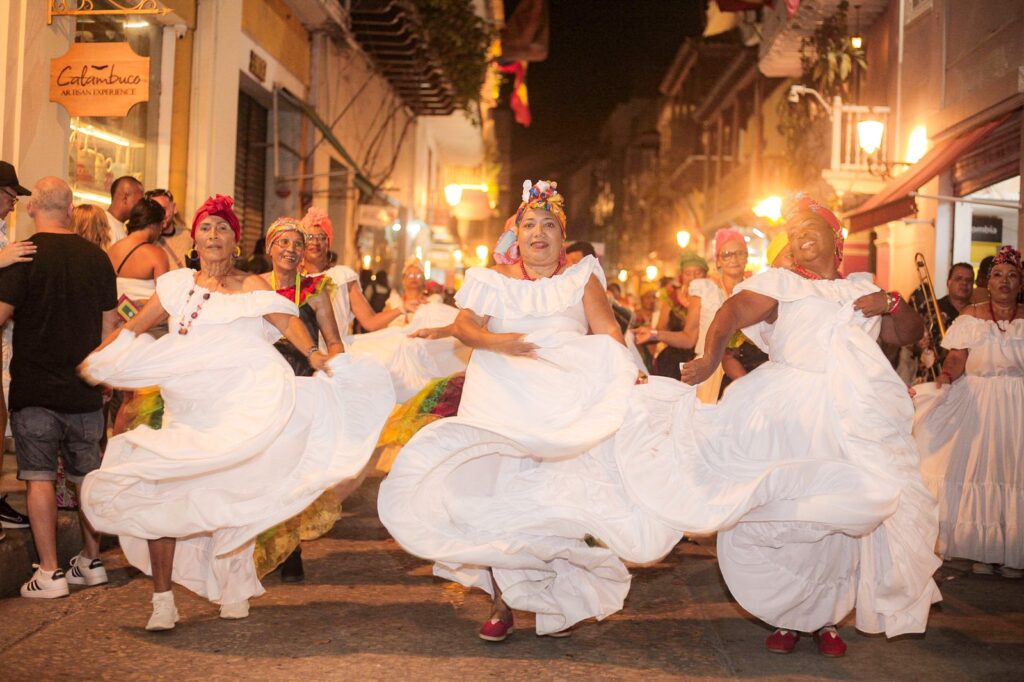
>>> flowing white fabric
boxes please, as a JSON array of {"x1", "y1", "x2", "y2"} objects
[
  {"x1": 344, "y1": 301, "x2": 469, "y2": 402},
  {"x1": 116, "y1": 277, "x2": 156, "y2": 303},
  {"x1": 313, "y1": 264, "x2": 359, "y2": 336},
  {"x1": 379, "y1": 256, "x2": 681, "y2": 634},
  {"x1": 80, "y1": 269, "x2": 395, "y2": 604},
  {"x1": 913, "y1": 316, "x2": 1024, "y2": 569},
  {"x1": 620, "y1": 269, "x2": 942, "y2": 636}
]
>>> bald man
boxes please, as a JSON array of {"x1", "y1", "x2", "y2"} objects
[{"x1": 0, "y1": 177, "x2": 118, "y2": 599}]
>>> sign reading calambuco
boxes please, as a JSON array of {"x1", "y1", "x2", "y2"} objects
[{"x1": 50, "y1": 42, "x2": 150, "y2": 117}]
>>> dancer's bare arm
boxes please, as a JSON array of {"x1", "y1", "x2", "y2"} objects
[{"x1": 681, "y1": 291, "x2": 777, "y2": 385}]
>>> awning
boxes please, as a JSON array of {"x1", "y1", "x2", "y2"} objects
[{"x1": 846, "y1": 116, "x2": 1006, "y2": 233}]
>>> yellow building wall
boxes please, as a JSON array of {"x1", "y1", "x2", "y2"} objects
[
  {"x1": 241, "y1": 0, "x2": 310, "y2": 86},
  {"x1": 166, "y1": 0, "x2": 196, "y2": 209}
]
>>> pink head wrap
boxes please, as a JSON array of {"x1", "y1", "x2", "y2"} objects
[
  {"x1": 784, "y1": 193, "x2": 845, "y2": 267},
  {"x1": 191, "y1": 195, "x2": 241, "y2": 242},
  {"x1": 714, "y1": 228, "x2": 745, "y2": 259},
  {"x1": 300, "y1": 206, "x2": 332, "y2": 246},
  {"x1": 992, "y1": 244, "x2": 1023, "y2": 271}
]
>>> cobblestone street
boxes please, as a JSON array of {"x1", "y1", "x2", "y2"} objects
[{"x1": 1, "y1": 474, "x2": 1022, "y2": 681}]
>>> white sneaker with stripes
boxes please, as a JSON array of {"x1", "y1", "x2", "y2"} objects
[
  {"x1": 20, "y1": 565, "x2": 70, "y2": 599},
  {"x1": 67, "y1": 553, "x2": 108, "y2": 587}
]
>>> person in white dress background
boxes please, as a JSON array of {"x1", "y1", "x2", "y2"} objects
[
  {"x1": 652, "y1": 194, "x2": 940, "y2": 657},
  {"x1": 344, "y1": 257, "x2": 468, "y2": 402},
  {"x1": 78, "y1": 196, "x2": 394, "y2": 631},
  {"x1": 299, "y1": 206, "x2": 401, "y2": 335},
  {"x1": 913, "y1": 244, "x2": 1024, "y2": 579},
  {"x1": 379, "y1": 180, "x2": 680, "y2": 641}
]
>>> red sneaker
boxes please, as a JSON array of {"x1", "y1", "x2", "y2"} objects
[
  {"x1": 479, "y1": 613, "x2": 514, "y2": 642},
  {"x1": 765, "y1": 629, "x2": 799, "y2": 654},
  {"x1": 814, "y1": 626, "x2": 848, "y2": 657}
]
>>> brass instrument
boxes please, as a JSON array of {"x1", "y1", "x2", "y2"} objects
[{"x1": 911, "y1": 252, "x2": 946, "y2": 381}]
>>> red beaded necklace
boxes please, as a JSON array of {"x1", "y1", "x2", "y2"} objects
[
  {"x1": 988, "y1": 299, "x2": 1019, "y2": 333},
  {"x1": 791, "y1": 264, "x2": 842, "y2": 281},
  {"x1": 519, "y1": 255, "x2": 566, "y2": 281}
]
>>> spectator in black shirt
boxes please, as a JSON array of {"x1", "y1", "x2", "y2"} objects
[{"x1": 0, "y1": 177, "x2": 118, "y2": 599}]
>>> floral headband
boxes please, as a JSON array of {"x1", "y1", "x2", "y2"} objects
[
  {"x1": 992, "y1": 244, "x2": 1022, "y2": 270},
  {"x1": 494, "y1": 180, "x2": 567, "y2": 265},
  {"x1": 300, "y1": 206, "x2": 332, "y2": 246}
]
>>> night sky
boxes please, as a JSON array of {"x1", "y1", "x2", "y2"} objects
[{"x1": 506, "y1": 0, "x2": 706, "y2": 178}]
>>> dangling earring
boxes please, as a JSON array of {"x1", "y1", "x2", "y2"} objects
[
  {"x1": 186, "y1": 246, "x2": 198, "y2": 261},
  {"x1": 234, "y1": 245, "x2": 242, "y2": 259}
]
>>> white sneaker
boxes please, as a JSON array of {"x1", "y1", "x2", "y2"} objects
[
  {"x1": 972, "y1": 562, "x2": 995, "y2": 575},
  {"x1": 998, "y1": 566, "x2": 1022, "y2": 579},
  {"x1": 219, "y1": 600, "x2": 250, "y2": 620},
  {"x1": 145, "y1": 591, "x2": 179, "y2": 631},
  {"x1": 20, "y1": 565, "x2": 70, "y2": 599},
  {"x1": 67, "y1": 553, "x2": 108, "y2": 586}
]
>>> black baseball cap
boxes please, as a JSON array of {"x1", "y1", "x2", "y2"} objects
[{"x1": 0, "y1": 161, "x2": 30, "y2": 196}]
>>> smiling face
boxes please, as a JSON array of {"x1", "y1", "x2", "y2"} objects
[
  {"x1": 303, "y1": 223, "x2": 329, "y2": 266},
  {"x1": 268, "y1": 230, "x2": 306, "y2": 275},
  {"x1": 194, "y1": 216, "x2": 237, "y2": 264},
  {"x1": 786, "y1": 213, "x2": 836, "y2": 272},
  {"x1": 987, "y1": 262, "x2": 1022, "y2": 305},
  {"x1": 516, "y1": 208, "x2": 565, "y2": 266}
]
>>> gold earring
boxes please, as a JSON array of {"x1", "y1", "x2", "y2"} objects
[{"x1": 234, "y1": 246, "x2": 242, "y2": 258}]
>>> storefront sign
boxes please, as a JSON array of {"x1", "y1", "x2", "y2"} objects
[
  {"x1": 50, "y1": 42, "x2": 150, "y2": 117},
  {"x1": 971, "y1": 214, "x2": 1003, "y2": 243}
]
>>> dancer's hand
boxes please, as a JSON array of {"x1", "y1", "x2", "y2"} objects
[
  {"x1": 408, "y1": 326, "x2": 449, "y2": 340},
  {"x1": 310, "y1": 350, "x2": 333, "y2": 376},
  {"x1": 634, "y1": 327, "x2": 656, "y2": 344},
  {"x1": 635, "y1": 371, "x2": 648, "y2": 385},
  {"x1": 0, "y1": 241, "x2": 36, "y2": 268},
  {"x1": 680, "y1": 356, "x2": 715, "y2": 385},
  {"x1": 495, "y1": 333, "x2": 538, "y2": 358},
  {"x1": 853, "y1": 291, "x2": 889, "y2": 317}
]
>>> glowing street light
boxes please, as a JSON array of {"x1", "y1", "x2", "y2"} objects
[
  {"x1": 857, "y1": 119, "x2": 885, "y2": 156},
  {"x1": 676, "y1": 230, "x2": 691, "y2": 249},
  {"x1": 453, "y1": 248, "x2": 463, "y2": 265},
  {"x1": 617, "y1": 269, "x2": 628, "y2": 283},
  {"x1": 645, "y1": 264, "x2": 659, "y2": 281},
  {"x1": 753, "y1": 196, "x2": 783, "y2": 223},
  {"x1": 906, "y1": 125, "x2": 928, "y2": 164},
  {"x1": 361, "y1": 254, "x2": 371, "y2": 269},
  {"x1": 475, "y1": 244, "x2": 489, "y2": 264},
  {"x1": 444, "y1": 184, "x2": 463, "y2": 207}
]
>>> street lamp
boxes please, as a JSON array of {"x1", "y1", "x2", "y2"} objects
[
  {"x1": 676, "y1": 230, "x2": 691, "y2": 249},
  {"x1": 475, "y1": 244, "x2": 489, "y2": 264},
  {"x1": 753, "y1": 196, "x2": 783, "y2": 223},
  {"x1": 617, "y1": 269, "x2": 628, "y2": 283},
  {"x1": 856, "y1": 120, "x2": 922, "y2": 177},
  {"x1": 361, "y1": 254, "x2": 371, "y2": 270},
  {"x1": 444, "y1": 184, "x2": 463, "y2": 207},
  {"x1": 856, "y1": 119, "x2": 884, "y2": 155},
  {"x1": 645, "y1": 264, "x2": 659, "y2": 281},
  {"x1": 453, "y1": 248, "x2": 463, "y2": 265}
]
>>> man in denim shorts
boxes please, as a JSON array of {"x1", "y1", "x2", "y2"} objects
[{"x1": 0, "y1": 177, "x2": 117, "y2": 598}]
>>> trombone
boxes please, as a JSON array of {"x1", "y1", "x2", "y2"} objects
[{"x1": 911, "y1": 252, "x2": 946, "y2": 381}]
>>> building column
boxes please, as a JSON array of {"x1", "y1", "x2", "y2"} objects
[{"x1": 186, "y1": 0, "x2": 243, "y2": 212}]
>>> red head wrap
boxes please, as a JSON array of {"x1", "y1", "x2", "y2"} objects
[
  {"x1": 785, "y1": 193, "x2": 845, "y2": 267},
  {"x1": 191, "y1": 195, "x2": 241, "y2": 242}
]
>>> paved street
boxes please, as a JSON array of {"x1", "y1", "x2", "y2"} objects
[{"x1": 1, "y1": 474, "x2": 1022, "y2": 681}]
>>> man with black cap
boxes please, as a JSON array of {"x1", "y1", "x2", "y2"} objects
[{"x1": 0, "y1": 161, "x2": 37, "y2": 538}]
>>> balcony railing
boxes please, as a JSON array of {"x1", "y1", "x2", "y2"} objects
[{"x1": 829, "y1": 96, "x2": 890, "y2": 173}]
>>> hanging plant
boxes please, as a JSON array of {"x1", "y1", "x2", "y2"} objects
[
  {"x1": 412, "y1": 0, "x2": 494, "y2": 119},
  {"x1": 778, "y1": 0, "x2": 867, "y2": 185}
]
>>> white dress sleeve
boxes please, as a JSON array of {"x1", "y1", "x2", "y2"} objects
[
  {"x1": 940, "y1": 315, "x2": 986, "y2": 351},
  {"x1": 455, "y1": 255, "x2": 605, "y2": 319}
]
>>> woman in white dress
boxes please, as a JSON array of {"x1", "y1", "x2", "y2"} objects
[
  {"x1": 659, "y1": 194, "x2": 940, "y2": 656},
  {"x1": 79, "y1": 196, "x2": 394, "y2": 631},
  {"x1": 107, "y1": 197, "x2": 170, "y2": 309},
  {"x1": 913, "y1": 245, "x2": 1023, "y2": 579},
  {"x1": 380, "y1": 181, "x2": 680, "y2": 640},
  {"x1": 344, "y1": 258, "x2": 468, "y2": 402},
  {"x1": 299, "y1": 206, "x2": 401, "y2": 335}
]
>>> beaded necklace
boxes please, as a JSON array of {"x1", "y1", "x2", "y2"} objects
[
  {"x1": 177, "y1": 275, "x2": 213, "y2": 335},
  {"x1": 791, "y1": 264, "x2": 842, "y2": 281},
  {"x1": 988, "y1": 299, "x2": 1019, "y2": 333},
  {"x1": 519, "y1": 255, "x2": 566, "y2": 281}
]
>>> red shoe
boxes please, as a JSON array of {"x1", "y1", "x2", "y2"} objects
[
  {"x1": 814, "y1": 626, "x2": 848, "y2": 657},
  {"x1": 765, "y1": 629, "x2": 799, "y2": 654},
  {"x1": 479, "y1": 613, "x2": 514, "y2": 642}
]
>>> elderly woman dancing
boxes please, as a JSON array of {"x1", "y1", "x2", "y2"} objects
[
  {"x1": 78, "y1": 196, "x2": 394, "y2": 631},
  {"x1": 913, "y1": 245, "x2": 1024, "y2": 579},
  {"x1": 379, "y1": 180, "x2": 681, "y2": 640},
  {"x1": 629, "y1": 194, "x2": 940, "y2": 656}
]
